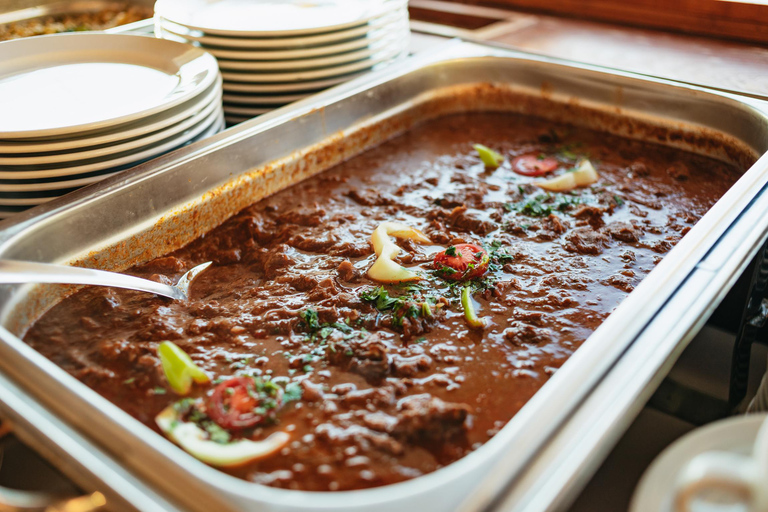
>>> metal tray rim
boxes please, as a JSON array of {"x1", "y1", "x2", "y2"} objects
[{"x1": 2, "y1": 41, "x2": 768, "y2": 511}]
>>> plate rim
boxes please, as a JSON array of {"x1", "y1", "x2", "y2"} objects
[
  {"x1": 219, "y1": 45, "x2": 408, "y2": 83},
  {"x1": 214, "y1": 35, "x2": 400, "y2": 72},
  {"x1": 0, "y1": 33, "x2": 219, "y2": 140},
  {"x1": 154, "y1": 0, "x2": 404, "y2": 38},
  {"x1": 0, "y1": 92, "x2": 222, "y2": 167},
  {"x1": 629, "y1": 413, "x2": 768, "y2": 512},
  {"x1": 155, "y1": 9, "x2": 405, "y2": 49},
  {"x1": 0, "y1": 105, "x2": 222, "y2": 184},
  {"x1": 0, "y1": 76, "x2": 223, "y2": 155}
]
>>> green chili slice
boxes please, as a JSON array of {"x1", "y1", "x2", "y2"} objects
[
  {"x1": 473, "y1": 144, "x2": 504, "y2": 168},
  {"x1": 461, "y1": 286, "x2": 485, "y2": 329},
  {"x1": 158, "y1": 341, "x2": 210, "y2": 395}
]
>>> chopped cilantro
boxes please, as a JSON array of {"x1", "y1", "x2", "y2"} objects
[
  {"x1": 202, "y1": 421, "x2": 231, "y2": 444},
  {"x1": 283, "y1": 382, "x2": 303, "y2": 403},
  {"x1": 152, "y1": 386, "x2": 166, "y2": 395},
  {"x1": 361, "y1": 286, "x2": 402, "y2": 310},
  {"x1": 300, "y1": 308, "x2": 321, "y2": 331},
  {"x1": 445, "y1": 245, "x2": 457, "y2": 256}
]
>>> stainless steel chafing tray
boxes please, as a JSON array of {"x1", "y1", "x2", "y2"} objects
[
  {"x1": 1, "y1": 41, "x2": 768, "y2": 512},
  {"x1": 0, "y1": 0, "x2": 155, "y2": 38}
]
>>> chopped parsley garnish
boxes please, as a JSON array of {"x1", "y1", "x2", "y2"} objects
[
  {"x1": 202, "y1": 421, "x2": 231, "y2": 444},
  {"x1": 361, "y1": 287, "x2": 403, "y2": 310},
  {"x1": 300, "y1": 308, "x2": 321, "y2": 331},
  {"x1": 283, "y1": 382, "x2": 303, "y2": 403},
  {"x1": 299, "y1": 308, "x2": 356, "y2": 341},
  {"x1": 445, "y1": 245, "x2": 457, "y2": 257},
  {"x1": 360, "y1": 286, "x2": 440, "y2": 331}
]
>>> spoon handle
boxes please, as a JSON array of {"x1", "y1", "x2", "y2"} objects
[{"x1": 0, "y1": 260, "x2": 182, "y2": 300}]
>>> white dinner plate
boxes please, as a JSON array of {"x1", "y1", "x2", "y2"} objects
[
  {"x1": 0, "y1": 76, "x2": 223, "y2": 155},
  {"x1": 221, "y1": 92, "x2": 312, "y2": 105},
  {"x1": 630, "y1": 414, "x2": 768, "y2": 512},
  {"x1": 220, "y1": 46, "x2": 407, "y2": 83},
  {"x1": 0, "y1": 33, "x2": 219, "y2": 140},
  {"x1": 0, "y1": 92, "x2": 222, "y2": 166},
  {"x1": 155, "y1": 0, "x2": 405, "y2": 38},
  {"x1": 0, "y1": 106, "x2": 222, "y2": 182},
  {"x1": 0, "y1": 115, "x2": 224, "y2": 200},
  {"x1": 215, "y1": 36, "x2": 400, "y2": 72},
  {"x1": 197, "y1": 27, "x2": 393, "y2": 61},
  {"x1": 155, "y1": 9, "x2": 404, "y2": 49}
]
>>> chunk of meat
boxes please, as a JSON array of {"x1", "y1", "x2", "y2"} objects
[
  {"x1": 564, "y1": 227, "x2": 610, "y2": 255},
  {"x1": 337, "y1": 260, "x2": 361, "y2": 282},
  {"x1": 446, "y1": 206, "x2": 497, "y2": 236},
  {"x1": 330, "y1": 333, "x2": 390, "y2": 383},
  {"x1": 572, "y1": 205, "x2": 606, "y2": 229},
  {"x1": 390, "y1": 354, "x2": 432, "y2": 377},
  {"x1": 315, "y1": 423, "x2": 403, "y2": 455},
  {"x1": 276, "y1": 206, "x2": 326, "y2": 226},
  {"x1": 536, "y1": 214, "x2": 569, "y2": 240},
  {"x1": 605, "y1": 222, "x2": 640, "y2": 243},
  {"x1": 503, "y1": 322, "x2": 551, "y2": 345},
  {"x1": 391, "y1": 394, "x2": 470, "y2": 442},
  {"x1": 667, "y1": 163, "x2": 690, "y2": 181},
  {"x1": 262, "y1": 244, "x2": 296, "y2": 278}
]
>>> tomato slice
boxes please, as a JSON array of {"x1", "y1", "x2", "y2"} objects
[
  {"x1": 205, "y1": 377, "x2": 282, "y2": 430},
  {"x1": 433, "y1": 243, "x2": 489, "y2": 281},
  {"x1": 512, "y1": 154, "x2": 559, "y2": 177}
]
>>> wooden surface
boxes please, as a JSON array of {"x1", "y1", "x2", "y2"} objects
[
  {"x1": 489, "y1": 15, "x2": 768, "y2": 98},
  {"x1": 447, "y1": 0, "x2": 768, "y2": 44},
  {"x1": 409, "y1": 0, "x2": 768, "y2": 98}
]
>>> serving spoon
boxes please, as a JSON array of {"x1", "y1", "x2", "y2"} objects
[{"x1": 0, "y1": 260, "x2": 212, "y2": 301}]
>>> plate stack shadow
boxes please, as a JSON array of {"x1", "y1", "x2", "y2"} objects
[
  {"x1": 0, "y1": 33, "x2": 224, "y2": 220},
  {"x1": 154, "y1": 0, "x2": 410, "y2": 125}
]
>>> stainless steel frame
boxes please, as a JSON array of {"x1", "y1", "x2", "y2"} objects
[
  {"x1": 1, "y1": 41, "x2": 768, "y2": 511},
  {"x1": 0, "y1": 0, "x2": 155, "y2": 37}
]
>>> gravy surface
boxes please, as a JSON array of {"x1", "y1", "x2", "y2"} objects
[{"x1": 24, "y1": 113, "x2": 741, "y2": 491}]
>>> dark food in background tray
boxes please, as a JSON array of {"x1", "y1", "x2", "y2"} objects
[
  {"x1": 23, "y1": 112, "x2": 740, "y2": 491},
  {"x1": 0, "y1": 4, "x2": 151, "y2": 41}
]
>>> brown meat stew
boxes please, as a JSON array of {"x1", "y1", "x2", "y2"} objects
[{"x1": 24, "y1": 113, "x2": 741, "y2": 491}]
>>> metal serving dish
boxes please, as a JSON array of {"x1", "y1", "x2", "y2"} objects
[
  {"x1": 1, "y1": 40, "x2": 768, "y2": 511},
  {"x1": 0, "y1": 0, "x2": 155, "y2": 39}
]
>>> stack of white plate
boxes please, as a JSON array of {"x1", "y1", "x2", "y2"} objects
[
  {"x1": 154, "y1": 0, "x2": 410, "y2": 125},
  {"x1": 0, "y1": 33, "x2": 223, "y2": 220}
]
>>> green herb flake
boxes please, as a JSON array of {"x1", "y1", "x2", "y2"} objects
[
  {"x1": 203, "y1": 421, "x2": 231, "y2": 444},
  {"x1": 283, "y1": 382, "x2": 303, "y2": 403},
  {"x1": 300, "y1": 308, "x2": 321, "y2": 331},
  {"x1": 445, "y1": 246, "x2": 457, "y2": 257},
  {"x1": 152, "y1": 386, "x2": 167, "y2": 395},
  {"x1": 123, "y1": 377, "x2": 136, "y2": 385}
]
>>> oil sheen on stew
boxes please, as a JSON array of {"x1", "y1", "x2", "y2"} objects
[{"x1": 24, "y1": 113, "x2": 741, "y2": 491}]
